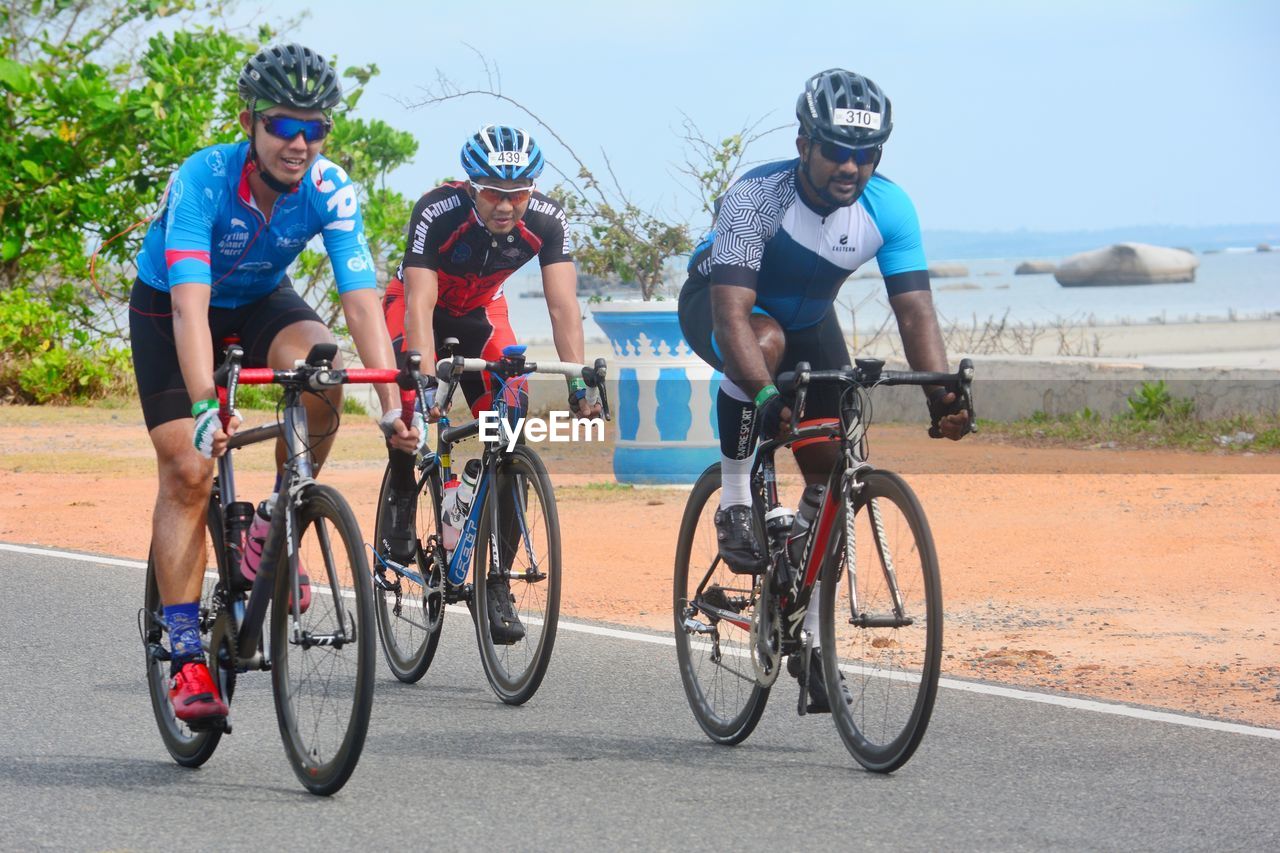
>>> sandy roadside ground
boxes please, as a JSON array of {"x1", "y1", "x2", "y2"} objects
[{"x1": 1, "y1": 396, "x2": 1277, "y2": 728}]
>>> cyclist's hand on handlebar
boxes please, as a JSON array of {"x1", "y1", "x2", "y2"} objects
[
  {"x1": 192, "y1": 404, "x2": 240, "y2": 459},
  {"x1": 380, "y1": 408, "x2": 426, "y2": 454},
  {"x1": 926, "y1": 389, "x2": 971, "y2": 441},
  {"x1": 758, "y1": 394, "x2": 793, "y2": 440},
  {"x1": 567, "y1": 378, "x2": 602, "y2": 420}
]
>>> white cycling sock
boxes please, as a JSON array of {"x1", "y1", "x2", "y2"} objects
[{"x1": 720, "y1": 455, "x2": 754, "y2": 508}]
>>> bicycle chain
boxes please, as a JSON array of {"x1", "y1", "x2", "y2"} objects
[{"x1": 748, "y1": 574, "x2": 782, "y2": 687}]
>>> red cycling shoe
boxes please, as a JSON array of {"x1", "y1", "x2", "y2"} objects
[{"x1": 169, "y1": 660, "x2": 229, "y2": 723}]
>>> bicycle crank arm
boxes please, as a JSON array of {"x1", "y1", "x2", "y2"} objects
[
  {"x1": 290, "y1": 631, "x2": 349, "y2": 649},
  {"x1": 850, "y1": 613, "x2": 914, "y2": 628}
]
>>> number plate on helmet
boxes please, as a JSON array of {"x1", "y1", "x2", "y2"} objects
[
  {"x1": 833, "y1": 109, "x2": 882, "y2": 129},
  {"x1": 487, "y1": 151, "x2": 530, "y2": 166}
]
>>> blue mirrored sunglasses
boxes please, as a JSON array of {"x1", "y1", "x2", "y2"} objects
[
  {"x1": 258, "y1": 114, "x2": 332, "y2": 143},
  {"x1": 816, "y1": 139, "x2": 880, "y2": 166}
]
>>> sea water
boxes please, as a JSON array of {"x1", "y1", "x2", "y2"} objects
[{"x1": 501, "y1": 249, "x2": 1280, "y2": 343}]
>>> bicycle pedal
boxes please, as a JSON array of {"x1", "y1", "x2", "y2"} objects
[{"x1": 186, "y1": 715, "x2": 232, "y2": 734}]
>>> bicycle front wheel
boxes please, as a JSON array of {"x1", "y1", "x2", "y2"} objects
[
  {"x1": 271, "y1": 484, "x2": 375, "y2": 796},
  {"x1": 819, "y1": 469, "x2": 942, "y2": 773},
  {"x1": 140, "y1": 498, "x2": 227, "y2": 767},
  {"x1": 372, "y1": 461, "x2": 445, "y2": 683},
  {"x1": 472, "y1": 446, "x2": 561, "y2": 705},
  {"x1": 673, "y1": 464, "x2": 769, "y2": 745}
]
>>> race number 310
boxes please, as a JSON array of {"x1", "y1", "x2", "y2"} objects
[{"x1": 833, "y1": 109, "x2": 882, "y2": 130}]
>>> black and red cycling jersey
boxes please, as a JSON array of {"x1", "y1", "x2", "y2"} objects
[
  {"x1": 383, "y1": 181, "x2": 573, "y2": 417},
  {"x1": 388, "y1": 181, "x2": 572, "y2": 316}
]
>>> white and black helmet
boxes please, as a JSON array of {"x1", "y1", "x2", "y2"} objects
[
  {"x1": 796, "y1": 68, "x2": 892, "y2": 149},
  {"x1": 237, "y1": 43, "x2": 342, "y2": 111}
]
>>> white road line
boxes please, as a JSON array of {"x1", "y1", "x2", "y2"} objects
[{"x1": 4, "y1": 541, "x2": 1278, "y2": 741}]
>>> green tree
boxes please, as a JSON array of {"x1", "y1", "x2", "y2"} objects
[{"x1": 0, "y1": 1, "x2": 418, "y2": 400}]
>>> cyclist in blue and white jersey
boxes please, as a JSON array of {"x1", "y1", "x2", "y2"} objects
[
  {"x1": 131, "y1": 43, "x2": 419, "y2": 725},
  {"x1": 678, "y1": 68, "x2": 970, "y2": 711}
]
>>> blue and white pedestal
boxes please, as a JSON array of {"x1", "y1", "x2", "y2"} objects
[{"x1": 590, "y1": 302, "x2": 720, "y2": 485}]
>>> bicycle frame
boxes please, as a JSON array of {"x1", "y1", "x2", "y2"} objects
[
  {"x1": 212, "y1": 344, "x2": 419, "y2": 668},
  {"x1": 385, "y1": 343, "x2": 609, "y2": 595}
]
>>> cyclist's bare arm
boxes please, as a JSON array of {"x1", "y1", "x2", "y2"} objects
[
  {"x1": 172, "y1": 283, "x2": 239, "y2": 453},
  {"x1": 342, "y1": 287, "x2": 418, "y2": 451},
  {"x1": 888, "y1": 279, "x2": 971, "y2": 440},
  {"x1": 402, "y1": 265, "x2": 442, "y2": 421},
  {"x1": 710, "y1": 283, "x2": 776, "y2": 399},
  {"x1": 542, "y1": 261, "x2": 600, "y2": 418},
  {"x1": 543, "y1": 261, "x2": 584, "y2": 364}
]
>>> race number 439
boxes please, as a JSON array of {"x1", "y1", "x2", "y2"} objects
[
  {"x1": 488, "y1": 150, "x2": 529, "y2": 167},
  {"x1": 833, "y1": 108, "x2": 882, "y2": 130}
]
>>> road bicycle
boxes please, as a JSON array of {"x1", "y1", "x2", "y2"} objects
[
  {"x1": 139, "y1": 341, "x2": 419, "y2": 795},
  {"x1": 371, "y1": 342, "x2": 610, "y2": 705},
  {"x1": 674, "y1": 357, "x2": 975, "y2": 772}
]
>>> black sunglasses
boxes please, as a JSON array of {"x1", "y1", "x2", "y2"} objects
[
  {"x1": 815, "y1": 139, "x2": 880, "y2": 166},
  {"x1": 257, "y1": 113, "x2": 333, "y2": 143}
]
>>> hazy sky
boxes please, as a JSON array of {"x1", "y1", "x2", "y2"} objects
[{"x1": 217, "y1": 0, "x2": 1278, "y2": 233}]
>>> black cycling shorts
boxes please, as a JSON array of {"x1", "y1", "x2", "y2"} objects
[
  {"x1": 129, "y1": 279, "x2": 322, "y2": 430},
  {"x1": 678, "y1": 278, "x2": 851, "y2": 422}
]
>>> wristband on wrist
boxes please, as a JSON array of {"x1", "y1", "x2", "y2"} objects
[
  {"x1": 568, "y1": 377, "x2": 587, "y2": 392},
  {"x1": 191, "y1": 398, "x2": 219, "y2": 416},
  {"x1": 753, "y1": 384, "x2": 779, "y2": 407}
]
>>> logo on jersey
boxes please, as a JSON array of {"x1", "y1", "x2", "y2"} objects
[
  {"x1": 275, "y1": 223, "x2": 310, "y2": 251},
  {"x1": 451, "y1": 242, "x2": 472, "y2": 263},
  {"x1": 217, "y1": 215, "x2": 252, "y2": 255},
  {"x1": 832, "y1": 233, "x2": 857, "y2": 252},
  {"x1": 346, "y1": 255, "x2": 370, "y2": 273},
  {"x1": 205, "y1": 149, "x2": 227, "y2": 177}
]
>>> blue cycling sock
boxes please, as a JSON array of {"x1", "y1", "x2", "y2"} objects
[{"x1": 164, "y1": 601, "x2": 203, "y2": 667}]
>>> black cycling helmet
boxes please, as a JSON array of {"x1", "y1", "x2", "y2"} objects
[
  {"x1": 796, "y1": 68, "x2": 892, "y2": 149},
  {"x1": 237, "y1": 43, "x2": 342, "y2": 112}
]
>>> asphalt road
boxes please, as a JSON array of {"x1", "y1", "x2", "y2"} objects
[{"x1": 1, "y1": 545, "x2": 1278, "y2": 851}]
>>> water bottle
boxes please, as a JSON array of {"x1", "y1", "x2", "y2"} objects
[
  {"x1": 787, "y1": 484, "x2": 826, "y2": 568},
  {"x1": 440, "y1": 477, "x2": 462, "y2": 551},
  {"x1": 442, "y1": 459, "x2": 481, "y2": 551}
]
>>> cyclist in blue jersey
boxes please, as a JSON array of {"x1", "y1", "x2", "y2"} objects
[
  {"x1": 678, "y1": 68, "x2": 970, "y2": 711},
  {"x1": 130, "y1": 43, "x2": 419, "y2": 726}
]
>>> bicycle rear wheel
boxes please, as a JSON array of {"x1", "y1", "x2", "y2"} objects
[
  {"x1": 819, "y1": 469, "x2": 942, "y2": 773},
  {"x1": 372, "y1": 461, "x2": 445, "y2": 683},
  {"x1": 673, "y1": 464, "x2": 769, "y2": 745},
  {"x1": 271, "y1": 484, "x2": 375, "y2": 796},
  {"x1": 140, "y1": 497, "x2": 227, "y2": 766},
  {"x1": 472, "y1": 446, "x2": 561, "y2": 705}
]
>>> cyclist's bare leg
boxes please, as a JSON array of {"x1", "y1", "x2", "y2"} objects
[
  {"x1": 148, "y1": 419, "x2": 215, "y2": 606},
  {"x1": 266, "y1": 319, "x2": 343, "y2": 472},
  {"x1": 794, "y1": 442, "x2": 840, "y2": 486}
]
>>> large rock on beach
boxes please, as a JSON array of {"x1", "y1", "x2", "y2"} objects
[
  {"x1": 928, "y1": 262, "x2": 969, "y2": 278},
  {"x1": 1015, "y1": 260, "x2": 1057, "y2": 275},
  {"x1": 1054, "y1": 243, "x2": 1198, "y2": 287}
]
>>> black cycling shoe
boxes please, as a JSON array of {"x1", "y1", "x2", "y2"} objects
[
  {"x1": 485, "y1": 576, "x2": 526, "y2": 645},
  {"x1": 380, "y1": 487, "x2": 418, "y2": 564},
  {"x1": 803, "y1": 652, "x2": 853, "y2": 714},
  {"x1": 713, "y1": 504, "x2": 766, "y2": 575}
]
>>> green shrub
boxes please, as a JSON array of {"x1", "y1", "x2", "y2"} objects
[
  {"x1": 0, "y1": 288, "x2": 132, "y2": 403},
  {"x1": 1124, "y1": 380, "x2": 1195, "y2": 422}
]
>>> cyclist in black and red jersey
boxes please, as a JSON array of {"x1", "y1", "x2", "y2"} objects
[{"x1": 379, "y1": 125, "x2": 600, "y2": 641}]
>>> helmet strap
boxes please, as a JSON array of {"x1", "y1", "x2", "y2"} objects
[{"x1": 248, "y1": 122, "x2": 302, "y2": 194}]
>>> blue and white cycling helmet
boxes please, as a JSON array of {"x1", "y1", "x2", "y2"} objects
[{"x1": 460, "y1": 125, "x2": 545, "y2": 182}]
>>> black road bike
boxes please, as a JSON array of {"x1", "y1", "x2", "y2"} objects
[
  {"x1": 674, "y1": 357, "x2": 975, "y2": 772},
  {"x1": 371, "y1": 342, "x2": 609, "y2": 705},
  {"x1": 139, "y1": 342, "x2": 419, "y2": 795}
]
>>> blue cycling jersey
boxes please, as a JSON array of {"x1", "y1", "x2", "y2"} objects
[
  {"x1": 135, "y1": 141, "x2": 376, "y2": 309},
  {"x1": 687, "y1": 159, "x2": 928, "y2": 330}
]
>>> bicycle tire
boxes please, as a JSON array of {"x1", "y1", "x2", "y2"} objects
[
  {"x1": 270, "y1": 483, "x2": 375, "y2": 796},
  {"x1": 472, "y1": 445, "x2": 561, "y2": 705},
  {"x1": 141, "y1": 498, "x2": 227, "y2": 767},
  {"x1": 372, "y1": 461, "x2": 445, "y2": 683},
  {"x1": 819, "y1": 468, "x2": 942, "y2": 773},
  {"x1": 673, "y1": 463, "x2": 769, "y2": 745}
]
